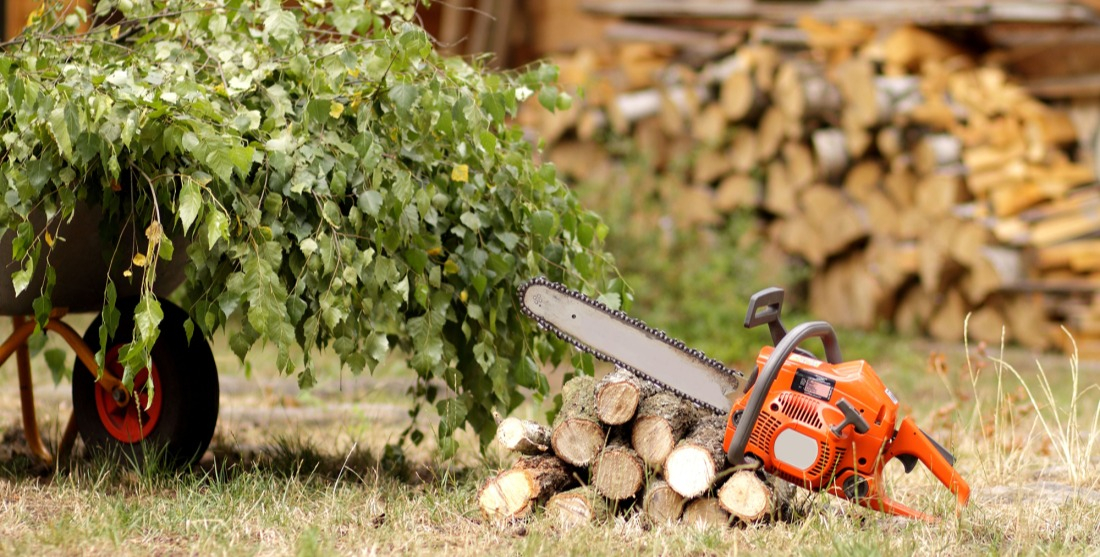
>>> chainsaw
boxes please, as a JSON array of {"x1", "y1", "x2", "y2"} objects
[{"x1": 519, "y1": 277, "x2": 970, "y2": 521}]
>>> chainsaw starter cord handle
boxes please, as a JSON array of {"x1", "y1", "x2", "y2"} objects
[{"x1": 726, "y1": 321, "x2": 842, "y2": 466}]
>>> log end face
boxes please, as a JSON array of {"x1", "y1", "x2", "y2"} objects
[
  {"x1": 664, "y1": 445, "x2": 718, "y2": 498},
  {"x1": 595, "y1": 383, "x2": 641, "y2": 425},
  {"x1": 551, "y1": 419, "x2": 605, "y2": 467}
]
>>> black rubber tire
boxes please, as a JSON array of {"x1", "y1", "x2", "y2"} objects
[{"x1": 72, "y1": 297, "x2": 219, "y2": 468}]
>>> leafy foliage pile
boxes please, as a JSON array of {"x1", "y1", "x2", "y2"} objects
[{"x1": 0, "y1": 0, "x2": 620, "y2": 454}]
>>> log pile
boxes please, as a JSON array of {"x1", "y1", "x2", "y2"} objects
[
  {"x1": 523, "y1": 17, "x2": 1100, "y2": 355},
  {"x1": 478, "y1": 371, "x2": 789, "y2": 526}
]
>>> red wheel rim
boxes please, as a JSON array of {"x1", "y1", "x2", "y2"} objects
[{"x1": 94, "y1": 345, "x2": 163, "y2": 443}]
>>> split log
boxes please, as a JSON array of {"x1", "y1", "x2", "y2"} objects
[
  {"x1": 762, "y1": 160, "x2": 797, "y2": 217},
  {"x1": 552, "y1": 375, "x2": 606, "y2": 467},
  {"x1": 595, "y1": 368, "x2": 652, "y2": 426},
  {"x1": 591, "y1": 437, "x2": 646, "y2": 501},
  {"x1": 681, "y1": 497, "x2": 730, "y2": 528},
  {"x1": 664, "y1": 415, "x2": 728, "y2": 498},
  {"x1": 811, "y1": 128, "x2": 850, "y2": 181},
  {"x1": 774, "y1": 59, "x2": 841, "y2": 121},
  {"x1": 928, "y1": 289, "x2": 969, "y2": 342},
  {"x1": 477, "y1": 455, "x2": 573, "y2": 521},
  {"x1": 495, "y1": 415, "x2": 552, "y2": 456},
  {"x1": 545, "y1": 486, "x2": 614, "y2": 528},
  {"x1": 717, "y1": 470, "x2": 774, "y2": 523},
  {"x1": 642, "y1": 480, "x2": 686, "y2": 525},
  {"x1": 715, "y1": 174, "x2": 761, "y2": 212},
  {"x1": 757, "y1": 107, "x2": 787, "y2": 162},
  {"x1": 720, "y1": 68, "x2": 765, "y2": 122},
  {"x1": 729, "y1": 129, "x2": 759, "y2": 174},
  {"x1": 914, "y1": 134, "x2": 963, "y2": 176},
  {"x1": 632, "y1": 392, "x2": 696, "y2": 471}
]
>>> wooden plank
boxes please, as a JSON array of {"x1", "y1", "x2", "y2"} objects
[
  {"x1": 1027, "y1": 73, "x2": 1100, "y2": 99},
  {"x1": 579, "y1": 0, "x2": 1096, "y2": 26}
]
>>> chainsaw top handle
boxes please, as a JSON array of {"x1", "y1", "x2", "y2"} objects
[{"x1": 726, "y1": 320, "x2": 843, "y2": 467}]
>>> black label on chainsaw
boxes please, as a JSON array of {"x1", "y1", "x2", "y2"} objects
[{"x1": 792, "y1": 369, "x2": 835, "y2": 401}]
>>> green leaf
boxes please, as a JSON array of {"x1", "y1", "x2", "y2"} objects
[
  {"x1": 178, "y1": 179, "x2": 202, "y2": 232},
  {"x1": 530, "y1": 210, "x2": 556, "y2": 240},
  {"x1": 48, "y1": 107, "x2": 72, "y2": 161},
  {"x1": 135, "y1": 296, "x2": 164, "y2": 344},
  {"x1": 264, "y1": 10, "x2": 299, "y2": 44},
  {"x1": 44, "y1": 348, "x2": 68, "y2": 384},
  {"x1": 205, "y1": 210, "x2": 229, "y2": 247}
]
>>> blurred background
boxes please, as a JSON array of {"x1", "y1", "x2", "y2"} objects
[
  {"x1": 7, "y1": 0, "x2": 1100, "y2": 365},
  {"x1": 420, "y1": 0, "x2": 1100, "y2": 364}
]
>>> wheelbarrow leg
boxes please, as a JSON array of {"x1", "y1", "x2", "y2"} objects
[
  {"x1": 13, "y1": 316, "x2": 54, "y2": 466},
  {"x1": 57, "y1": 411, "x2": 79, "y2": 464}
]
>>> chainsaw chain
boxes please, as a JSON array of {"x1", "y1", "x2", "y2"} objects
[{"x1": 518, "y1": 276, "x2": 742, "y2": 415}]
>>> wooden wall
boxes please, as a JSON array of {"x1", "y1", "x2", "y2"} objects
[{"x1": 4, "y1": 0, "x2": 91, "y2": 40}]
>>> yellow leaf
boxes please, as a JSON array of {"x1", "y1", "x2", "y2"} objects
[
  {"x1": 25, "y1": 5, "x2": 44, "y2": 27},
  {"x1": 459, "y1": 290, "x2": 468, "y2": 303},
  {"x1": 427, "y1": 246, "x2": 443, "y2": 258},
  {"x1": 132, "y1": 253, "x2": 147, "y2": 268},
  {"x1": 123, "y1": 269, "x2": 133, "y2": 278},
  {"x1": 451, "y1": 164, "x2": 469, "y2": 183},
  {"x1": 110, "y1": 25, "x2": 121, "y2": 40},
  {"x1": 329, "y1": 101, "x2": 345, "y2": 119},
  {"x1": 443, "y1": 259, "x2": 460, "y2": 275},
  {"x1": 44, "y1": 231, "x2": 54, "y2": 247},
  {"x1": 347, "y1": 68, "x2": 360, "y2": 78},
  {"x1": 145, "y1": 221, "x2": 163, "y2": 245}
]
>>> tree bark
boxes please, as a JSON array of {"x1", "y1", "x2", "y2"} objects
[
  {"x1": 681, "y1": 497, "x2": 731, "y2": 528},
  {"x1": 495, "y1": 415, "x2": 552, "y2": 456}
]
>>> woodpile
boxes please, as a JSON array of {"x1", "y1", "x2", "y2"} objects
[
  {"x1": 522, "y1": 13, "x2": 1100, "y2": 355},
  {"x1": 477, "y1": 371, "x2": 790, "y2": 526}
]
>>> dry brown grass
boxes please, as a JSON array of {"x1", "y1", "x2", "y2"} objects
[{"x1": 0, "y1": 316, "x2": 1097, "y2": 556}]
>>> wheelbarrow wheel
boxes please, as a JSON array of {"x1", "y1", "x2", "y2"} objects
[{"x1": 72, "y1": 297, "x2": 219, "y2": 468}]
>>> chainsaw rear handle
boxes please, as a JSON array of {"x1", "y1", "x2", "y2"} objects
[
  {"x1": 881, "y1": 416, "x2": 971, "y2": 514},
  {"x1": 727, "y1": 321, "x2": 843, "y2": 467}
]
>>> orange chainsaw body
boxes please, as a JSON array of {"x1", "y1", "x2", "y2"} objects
[
  {"x1": 722, "y1": 345, "x2": 971, "y2": 521},
  {"x1": 724, "y1": 347, "x2": 898, "y2": 490}
]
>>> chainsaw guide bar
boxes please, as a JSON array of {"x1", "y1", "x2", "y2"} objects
[{"x1": 518, "y1": 277, "x2": 744, "y2": 414}]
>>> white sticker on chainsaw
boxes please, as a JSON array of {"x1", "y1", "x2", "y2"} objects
[{"x1": 773, "y1": 429, "x2": 819, "y2": 471}]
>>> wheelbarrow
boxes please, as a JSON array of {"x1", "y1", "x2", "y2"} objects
[{"x1": 0, "y1": 202, "x2": 219, "y2": 467}]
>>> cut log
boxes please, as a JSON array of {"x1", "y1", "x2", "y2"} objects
[
  {"x1": 552, "y1": 375, "x2": 606, "y2": 467},
  {"x1": 681, "y1": 497, "x2": 730, "y2": 528},
  {"x1": 811, "y1": 128, "x2": 849, "y2": 181},
  {"x1": 664, "y1": 415, "x2": 728, "y2": 499},
  {"x1": 928, "y1": 289, "x2": 969, "y2": 342},
  {"x1": 894, "y1": 284, "x2": 932, "y2": 336},
  {"x1": 729, "y1": 129, "x2": 760, "y2": 174},
  {"x1": 477, "y1": 455, "x2": 573, "y2": 521},
  {"x1": 720, "y1": 68, "x2": 765, "y2": 122},
  {"x1": 763, "y1": 160, "x2": 797, "y2": 217},
  {"x1": 800, "y1": 185, "x2": 870, "y2": 257},
  {"x1": 694, "y1": 146, "x2": 732, "y2": 184},
  {"x1": 914, "y1": 134, "x2": 963, "y2": 176},
  {"x1": 595, "y1": 368, "x2": 652, "y2": 426},
  {"x1": 774, "y1": 59, "x2": 841, "y2": 121},
  {"x1": 1004, "y1": 293, "x2": 1052, "y2": 350},
  {"x1": 883, "y1": 26, "x2": 969, "y2": 73},
  {"x1": 496, "y1": 416, "x2": 552, "y2": 456},
  {"x1": 642, "y1": 480, "x2": 686, "y2": 525},
  {"x1": 693, "y1": 102, "x2": 729, "y2": 146},
  {"x1": 915, "y1": 175, "x2": 966, "y2": 217},
  {"x1": 717, "y1": 470, "x2": 774, "y2": 523},
  {"x1": 632, "y1": 392, "x2": 696, "y2": 471},
  {"x1": 961, "y1": 247, "x2": 1022, "y2": 305},
  {"x1": 715, "y1": 174, "x2": 761, "y2": 212},
  {"x1": 843, "y1": 160, "x2": 885, "y2": 204},
  {"x1": 591, "y1": 437, "x2": 646, "y2": 501},
  {"x1": 783, "y1": 141, "x2": 816, "y2": 190},
  {"x1": 966, "y1": 303, "x2": 1011, "y2": 345},
  {"x1": 757, "y1": 106, "x2": 787, "y2": 162},
  {"x1": 545, "y1": 486, "x2": 614, "y2": 528}
]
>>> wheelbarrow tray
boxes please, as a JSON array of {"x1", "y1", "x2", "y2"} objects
[{"x1": 0, "y1": 202, "x2": 187, "y2": 315}]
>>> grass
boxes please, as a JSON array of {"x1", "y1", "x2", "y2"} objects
[{"x1": 0, "y1": 316, "x2": 1099, "y2": 555}]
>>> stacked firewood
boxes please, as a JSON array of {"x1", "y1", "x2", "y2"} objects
[
  {"x1": 523, "y1": 20, "x2": 1100, "y2": 354},
  {"x1": 477, "y1": 370, "x2": 789, "y2": 527}
]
